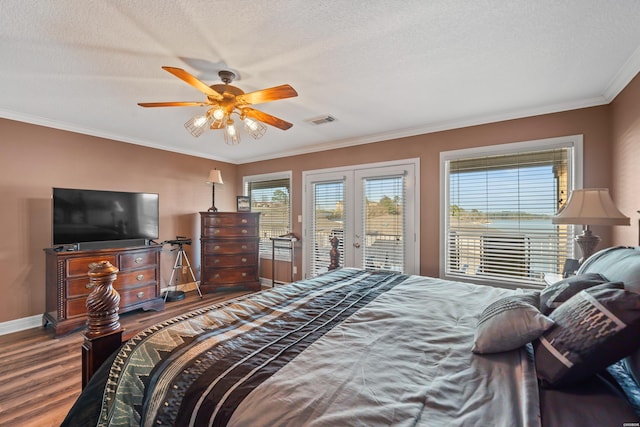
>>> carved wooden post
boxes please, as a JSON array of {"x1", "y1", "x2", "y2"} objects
[
  {"x1": 329, "y1": 235, "x2": 340, "y2": 270},
  {"x1": 82, "y1": 261, "x2": 123, "y2": 388}
]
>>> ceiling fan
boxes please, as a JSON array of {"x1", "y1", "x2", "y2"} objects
[{"x1": 138, "y1": 66, "x2": 298, "y2": 144}]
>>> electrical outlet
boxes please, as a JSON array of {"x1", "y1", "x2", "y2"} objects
[
  {"x1": 293, "y1": 266, "x2": 297, "y2": 275},
  {"x1": 182, "y1": 266, "x2": 188, "y2": 274}
]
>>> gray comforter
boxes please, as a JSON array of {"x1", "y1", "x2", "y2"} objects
[{"x1": 99, "y1": 268, "x2": 540, "y2": 427}]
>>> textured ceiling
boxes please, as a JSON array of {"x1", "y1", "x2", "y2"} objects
[{"x1": 1, "y1": 1, "x2": 640, "y2": 164}]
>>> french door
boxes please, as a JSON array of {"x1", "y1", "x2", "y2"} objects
[{"x1": 303, "y1": 159, "x2": 419, "y2": 277}]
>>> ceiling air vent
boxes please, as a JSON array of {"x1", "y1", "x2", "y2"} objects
[{"x1": 305, "y1": 115, "x2": 337, "y2": 125}]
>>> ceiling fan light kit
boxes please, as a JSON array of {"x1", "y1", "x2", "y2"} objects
[{"x1": 139, "y1": 67, "x2": 298, "y2": 144}]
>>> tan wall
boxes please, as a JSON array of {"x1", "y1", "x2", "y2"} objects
[
  {"x1": 611, "y1": 73, "x2": 640, "y2": 246},
  {"x1": 0, "y1": 118, "x2": 235, "y2": 323},
  {"x1": 238, "y1": 106, "x2": 614, "y2": 278},
  {"x1": 2, "y1": 91, "x2": 630, "y2": 325}
]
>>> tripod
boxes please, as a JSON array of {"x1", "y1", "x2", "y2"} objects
[{"x1": 164, "y1": 240, "x2": 202, "y2": 302}]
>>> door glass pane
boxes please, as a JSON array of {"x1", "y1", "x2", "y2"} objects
[
  {"x1": 310, "y1": 181, "x2": 345, "y2": 276},
  {"x1": 362, "y1": 175, "x2": 405, "y2": 272}
]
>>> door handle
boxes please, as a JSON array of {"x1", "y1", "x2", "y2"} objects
[{"x1": 353, "y1": 243, "x2": 361, "y2": 248}]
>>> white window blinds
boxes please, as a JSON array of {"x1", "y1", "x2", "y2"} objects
[
  {"x1": 247, "y1": 178, "x2": 291, "y2": 258},
  {"x1": 310, "y1": 180, "x2": 345, "y2": 276},
  {"x1": 361, "y1": 175, "x2": 405, "y2": 272},
  {"x1": 445, "y1": 147, "x2": 574, "y2": 287}
]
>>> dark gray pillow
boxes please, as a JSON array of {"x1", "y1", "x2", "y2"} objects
[
  {"x1": 540, "y1": 273, "x2": 609, "y2": 315},
  {"x1": 472, "y1": 292, "x2": 554, "y2": 354},
  {"x1": 534, "y1": 282, "x2": 640, "y2": 388}
]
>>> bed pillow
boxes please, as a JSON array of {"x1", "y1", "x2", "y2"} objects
[
  {"x1": 472, "y1": 292, "x2": 554, "y2": 354},
  {"x1": 534, "y1": 282, "x2": 640, "y2": 388},
  {"x1": 539, "y1": 273, "x2": 609, "y2": 315}
]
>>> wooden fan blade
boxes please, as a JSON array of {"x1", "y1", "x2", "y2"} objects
[
  {"x1": 236, "y1": 84, "x2": 298, "y2": 105},
  {"x1": 138, "y1": 101, "x2": 208, "y2": 107},
  {"x1": 243, "y1": 108, "x2": 293, "y2": 130},
  {"x1": 161, "y1": 66, "x2": 224, "y2": 101}
]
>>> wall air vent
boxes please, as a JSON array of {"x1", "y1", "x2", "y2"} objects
[{"x1": 305, "y1": 115, "x2": 337, "y2": 125}]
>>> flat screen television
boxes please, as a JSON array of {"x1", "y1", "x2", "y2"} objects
[{"x1": 52, "y1": 188, "x2": 159, "y2": 247}]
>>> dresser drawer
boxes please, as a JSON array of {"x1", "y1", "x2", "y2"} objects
[
  {"x1": 202, "y1": 226, "x2": 257, "y2": 238},
  {"x1": 202, "y1": 240, "x2": 258, "y2": 255},
  {"x1": 66, "y1": 296, "x2": 89, "y2": 319},
  {"x1": 119, "y1": 250, "x2": 157, "y2": 270},
  {"x1": 113, "y1": 267, "x2": 157, "y2": 289},
  {"x1": 202, "y1": 214, "x2": 258, "y2": 227},
  {"x1": 67, "y1": 277, "x2": 93, "y2": 298},
  {"x1": 202, "y1": 267, "x2": 258, "y2": 285},
  {"x1": 204, "y1": 254, "x2": 257, "y2": 268},
  {"x1": 119, "y1": 284, "x2": 158, "y2": 307},
  {"x1": 67, "y1": 255, "x2": 117, "y2": 277}
]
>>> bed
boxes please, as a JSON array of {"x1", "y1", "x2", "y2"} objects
[{"x1": 62, "y1": 246, "x2": 640, "y2": 426}]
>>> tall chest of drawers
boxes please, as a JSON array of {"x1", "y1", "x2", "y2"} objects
[
  {"x1": 200, "y1": 212, "x2": 261, "y2": 292},
  {"x1": 43, "y1": 245, "x2": 164, "y2": 336}
]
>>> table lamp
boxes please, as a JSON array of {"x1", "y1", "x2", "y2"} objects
[
  {"x1": 206, "y1": 169, "x2": 224, "y2": 212},
  {"x1": 552, "y1": 188, "x2": 629, "y2": 263}
]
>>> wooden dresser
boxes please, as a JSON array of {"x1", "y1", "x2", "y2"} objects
[
  {"x1": 43, "y1": 245, "x2": 164, "y2": 336},
  {"x1": 200, "y1": 212, "x2": 261, "y2": 292}
]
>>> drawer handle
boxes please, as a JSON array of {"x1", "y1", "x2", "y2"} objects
[
  {"x1": 214, "y1": 274, "x2": 220, "y2": 279},
  {"x1": 241, "y1": 258, "x2": 247, "y2": 263},
  {"x1": 86, "y1": 283, "x2": 94, "y2": 289},
  {"x1": 137, "y1": 274, "x2": 144, "y2": 281},
  {"x1": 137, "y1": 291, "x2": 145, "y2": 298},
  {"x1": 241, "y1": 245, "x2": 248, "y2": 249},
  {"x1": 241, "y1": 218, "x2": 248, "y2": 224},
  {"x1": 214, "y1": 245, "x2": 221, "y2": 250},
  {"x1": 241, "y1": 229, "x2": 248, "y2": 234},
  {"x1": 242, "y1": 272, "x2": 247, "y2": 277},
  {"x1": 135, "y1": 257, "x2": 143, "y2": 264},
  {"x1": 214, "y1": 229, "x2": 220, "y2": 234},
  {"x1": 214, "y1": 259, "x2": 220, "y2": 264}
]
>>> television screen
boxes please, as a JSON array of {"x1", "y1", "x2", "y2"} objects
[{"x1": 52, "y1": 188, "x2": 159, "y2": 245}]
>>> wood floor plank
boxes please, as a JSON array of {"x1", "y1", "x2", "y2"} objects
[{"x1": 0, "y1": 289, "x2": 251, "y2": 427}]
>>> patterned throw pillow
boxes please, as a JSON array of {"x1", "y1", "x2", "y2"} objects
[
  {"x1": 539, "y1": 273, "x2": 609, "y2": 315},
  {"x1": 534, "y1": 282, "x2": 640, "y2": 388},
  {"x1": 472, "y1": 292, "x2": 554, "y2": 354}
]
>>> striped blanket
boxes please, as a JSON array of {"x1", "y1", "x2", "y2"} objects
[{"x1": 96, "y1": 268, "x2": 540, "y2": 427}]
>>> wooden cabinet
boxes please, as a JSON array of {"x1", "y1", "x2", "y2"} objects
[
  {"x1": 43, "y1": 245, "x2": 164, "y2": 336},
  {"x1": 200, "y1": 212, "x2": 261, "y2": 292}
]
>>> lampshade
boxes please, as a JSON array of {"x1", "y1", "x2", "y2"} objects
[
  {"x1": 207, "y1": 169, "x2": 224, "y2": 185},
  {"x1": 552, "y1": 188, "x2": 629, "y2": 226}
]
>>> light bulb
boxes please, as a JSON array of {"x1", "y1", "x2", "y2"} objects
[
  {"x1": 184, "y1": 113, "x2": 210, "y2": 137},
  {"x1": 212, "y1": 108, "x2": 225, "y2": 121},
  {"x1": 243, "y1": 117, "x2": 267, "y2": 139},
  {"x1": 224, "y1": 118, "x2": 241, "y2": 145}
]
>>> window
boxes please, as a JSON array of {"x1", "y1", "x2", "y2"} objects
[
  {"x1": 440, "y1": 136, "x2": 583, "y2": 288},
  {"x1": 243, "y1": 172, "x2": 292, "y2": 259}
]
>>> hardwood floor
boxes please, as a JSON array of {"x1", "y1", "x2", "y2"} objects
[{"x1": 0, "y1": 289, "x2": 250, "y2": 427}]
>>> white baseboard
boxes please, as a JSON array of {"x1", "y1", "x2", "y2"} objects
[{"x1": 0, "y1": 314, "x2": 43, "y2": 336}]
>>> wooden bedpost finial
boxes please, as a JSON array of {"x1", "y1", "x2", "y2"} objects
[
  {"x1": 329, "y1": 235, "x2": 340, "y2": 270},
  {"x1": 85, "y1": 261, "x2": 121, "y2": 338}
]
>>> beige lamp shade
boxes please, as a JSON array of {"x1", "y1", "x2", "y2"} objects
[
  {"x1": 207, "y1": 169, "x2": 224, "y2": 185},
  {"x1": 552, "y1": 188, "x2": 629, "y2": 226},
  {"x1": 206, "y1": 169, "x2": 223, "y2": 212}
]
